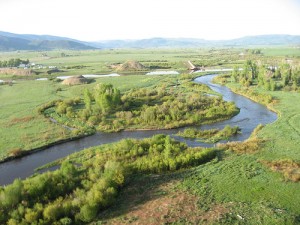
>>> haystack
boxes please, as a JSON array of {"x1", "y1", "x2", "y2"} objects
[
  {"x1": 62, "y1": 75, "x2": 89, "y2": 85},
  {"x1": 116, "y1": 60, "x2": 146, "y2": 71}
]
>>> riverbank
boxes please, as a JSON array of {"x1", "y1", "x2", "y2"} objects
[{"x1": 0, "y1": 132, "x2": 93, "y2": 164}]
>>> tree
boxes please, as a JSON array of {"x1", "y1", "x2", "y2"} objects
[
  {"x1": 79, "y1": 203, "x2": 98, "y2": 222},
  {"x1": 60, "y1": 160, "x2": 77, "y2": 178},
  {"x1": 83, "y1": 88, "x2": 93, "y2": 110},
  {"x1": 231, "y1": 66, "x2": 239, "y2": 82},
  {"x1": 0, "y1": 179, "x2": 23, "y2": 209},
  {"x1": 94, "y1": 84, "x2": 121, "y2": 113}
]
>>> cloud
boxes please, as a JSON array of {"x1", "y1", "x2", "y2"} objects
[{"x1": 0, "y1": 0, "x2": 299, "y2": 40}]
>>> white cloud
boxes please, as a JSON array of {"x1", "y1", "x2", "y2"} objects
[{"x1": 0, "y1": 0, "x2": 299, "y2": 40}]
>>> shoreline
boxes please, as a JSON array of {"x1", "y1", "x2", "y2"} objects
[{"x1": 0, "y1": 133, "x2": 92, "y2": 164}]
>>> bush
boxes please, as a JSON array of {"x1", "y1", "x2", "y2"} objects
[{"x1": 8, "y1": 148, "x2": 23, "y2": 157}]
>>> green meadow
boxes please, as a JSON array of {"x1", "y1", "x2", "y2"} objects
[
  {"x1": 0, "y1": 47, "x2": 300, "y2": 224},
  {"x1": 0, "y1": 74, "x2": 172, "y2": 160}
]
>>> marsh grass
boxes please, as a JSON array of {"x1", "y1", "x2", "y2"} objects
[{"x1": 261, "y1": 159, "x2": 300, "y2": 182}]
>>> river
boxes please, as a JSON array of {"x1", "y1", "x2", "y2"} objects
[{"x1": 0, "y1": 74, "x2": 277, "y2": 185}]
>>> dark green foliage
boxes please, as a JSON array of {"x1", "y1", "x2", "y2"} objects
[{"x1": 0, "y1": 135, "x2": 217, "y2": 224}]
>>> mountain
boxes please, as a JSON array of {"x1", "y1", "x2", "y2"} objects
[
  {"x1": 0, "y1": 31, "x2": 95, "y2": 51},
  {"x1": 221, "y1": 34, "x2": 300, "y2": 46},
  {"x1": 92, "y1": 35, "x2": 300, "y2": 48},
  {"x1": 0, "y1": 31, "x2": 300, "y2": 51},
  {"x1": 90, "y1": 38, "x2": 211, "y2": 49}
]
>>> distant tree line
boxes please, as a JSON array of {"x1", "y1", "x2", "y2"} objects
[
  {"x1": 231, "y1": 60, "x2": 300, "y2": 91},
  {"x1": 0, "y1": 58, "x2": 29, "y2": 68}
]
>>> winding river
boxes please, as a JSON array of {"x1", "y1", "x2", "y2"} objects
[{"x1": 0, "y1": 75, "x2": 277, "y2": 185}]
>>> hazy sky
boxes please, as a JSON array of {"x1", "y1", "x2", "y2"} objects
[{"x1": 0, "y1": 0, "x2": 300, "y2": 41}]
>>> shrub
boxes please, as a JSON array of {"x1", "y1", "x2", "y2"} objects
[{"x1": 8, "y1": 148, "x2": 23, "y2": 157}]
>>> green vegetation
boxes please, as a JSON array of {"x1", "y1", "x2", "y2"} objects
[
  {"x1": 42, "y1": 78, "x2": 238, "y2": 132},
  {"x1": 177, "y1": 125, "x2": 241, "y2": 143},
  {"x1": 0, "y1": 135, "x2": 217, "y2": 224},
  {"x1": 1, "y1": 46, "x2": 300, "y2": 224},
  {"x1": 0, "y1": 58, "x2": 29, "y2": 68},
  {"x1": 229, "y1": 59, "x2": 300, "y2": 91}
]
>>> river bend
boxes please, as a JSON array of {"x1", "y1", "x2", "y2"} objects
[{"x1": 0, "y1": 75, "x2": 277, "y2": 185}]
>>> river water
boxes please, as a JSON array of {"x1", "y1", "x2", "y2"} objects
[{"x1": 0, "y1": 75, "x2": 277, "y2": 185}]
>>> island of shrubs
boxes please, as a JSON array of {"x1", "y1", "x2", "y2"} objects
[{"x1": 39, "y1": 80, "x2": 239, "y2": 133}]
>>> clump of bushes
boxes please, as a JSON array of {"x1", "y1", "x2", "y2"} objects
[
  {"x1": 8, "y1": 148, "x2": 23, "y2": 157},
  {"x1": 261, "y1": 159, "x2": 300, "y2": 182},
  {"x1": 0, "y1": 135, "x2": 217, "y2": 224},
  {"x1": 217, "y1": 137, "x2": 263, "y2": 154}
]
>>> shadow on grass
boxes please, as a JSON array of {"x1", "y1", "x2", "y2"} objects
[{"x1": 98, "y1": 170, "x2": 190, "y2": 223}]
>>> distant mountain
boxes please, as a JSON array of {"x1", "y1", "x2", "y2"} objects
[
  {"x1": 221, "y1": 34, "x2": 300, "y2": 46},
  {"x1": 0, "y1": 31, "x2": 299, "y2": 51},
  {"x1": 92, "y1": 35, "x2": 300, "y2": 49},
  {"x1": 90, "y1": 38, "x2": 212, "y2": 49},
  {"x1": 0, "y1": 31, "x2": 95, "y2": 51}
]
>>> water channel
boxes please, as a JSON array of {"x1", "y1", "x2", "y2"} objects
[{"x1": 0, "y1": 74, "x2": 277, "y2": 185}]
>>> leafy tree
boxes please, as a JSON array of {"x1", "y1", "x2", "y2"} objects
[
  {"x1": 83, "y1": 88, "x2": 93, "y2": 110},
  {"x1": 0, "y1": 179, "x2": 23, "y2": 209}
]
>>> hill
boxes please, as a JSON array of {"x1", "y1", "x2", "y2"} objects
[
  {"x1": 1, "y1": 31, "x2": 300, "y2": 51},
  {"x1": 92, "y1": 35, "x2": 300, "y2": 48},
  {"x1": 0, "y1": 31, "x2": 95, "y2": 51}
]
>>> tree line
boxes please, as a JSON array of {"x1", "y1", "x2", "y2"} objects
[
  {"x1": 0, "y1": 58, "x2": 29, "y2": 68},
  {"x1": 231, "y1": 60, "x2": 300, "y2": 91}
]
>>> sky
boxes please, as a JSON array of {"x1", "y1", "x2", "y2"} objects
[{"x1": 0, "y1": 0, "x2": 300, "y2": 41}]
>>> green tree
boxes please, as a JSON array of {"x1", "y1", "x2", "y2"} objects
[
  {"x1": 79, "y1": 203, "x2": 98, "y2": 222},
  {"x1": 83, "y1": 88, "x2": 93, "y2": 110},
  {"x1": 0, "y1": 179, "x2": 23, "y2": 209}
]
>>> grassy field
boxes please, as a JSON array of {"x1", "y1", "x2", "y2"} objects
[
  {"x1": 0, "y1": 48, "x2": 243, "y2": 79},
  {"x1": 0, "y1": 80, "x2": 69, "y2": 159},
  {"x1": 0, "y1": 74, "x2": 174, "y2": 160},
  {"x1": 261, "y1": 47, "x2": 300, "y2": 57},
  {"x1": 0, "y1": 47, "x2": 299, "y2": 224}
]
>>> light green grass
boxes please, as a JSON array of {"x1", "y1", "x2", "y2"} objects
[
  {"x1": 0, "y1": 74, "x2": 177, "y2": 160},
  {"x1": 176, "y1": 81, "x2": 300, "y2": 223},
  {"x1": 0, "y1": 48, "x2": 243, "y2": 78},
  {"x1": 0, "y1": 81, "x2": 70, "y2": 159},
  {"x1": 261, "y1": 47, "x2": 300, "y2": 57}
]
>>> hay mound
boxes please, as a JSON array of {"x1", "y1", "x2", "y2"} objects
[
  {"x1": 116, "y1": 60, "x2": 146, "y2": 71},
  {"x1": 62, "y1": 75, "x2": 89, "y2": 85}
]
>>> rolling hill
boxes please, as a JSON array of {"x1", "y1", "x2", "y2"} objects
[
  {"x1": 92, "y1": 35, "x2": 300, "y2": 48},
  {"x1": 0, "y1": 31, "x2": 299, "y2": 51},
  {"x1": 0, "y1": 31, "x2": 95, "y2": 51}
]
